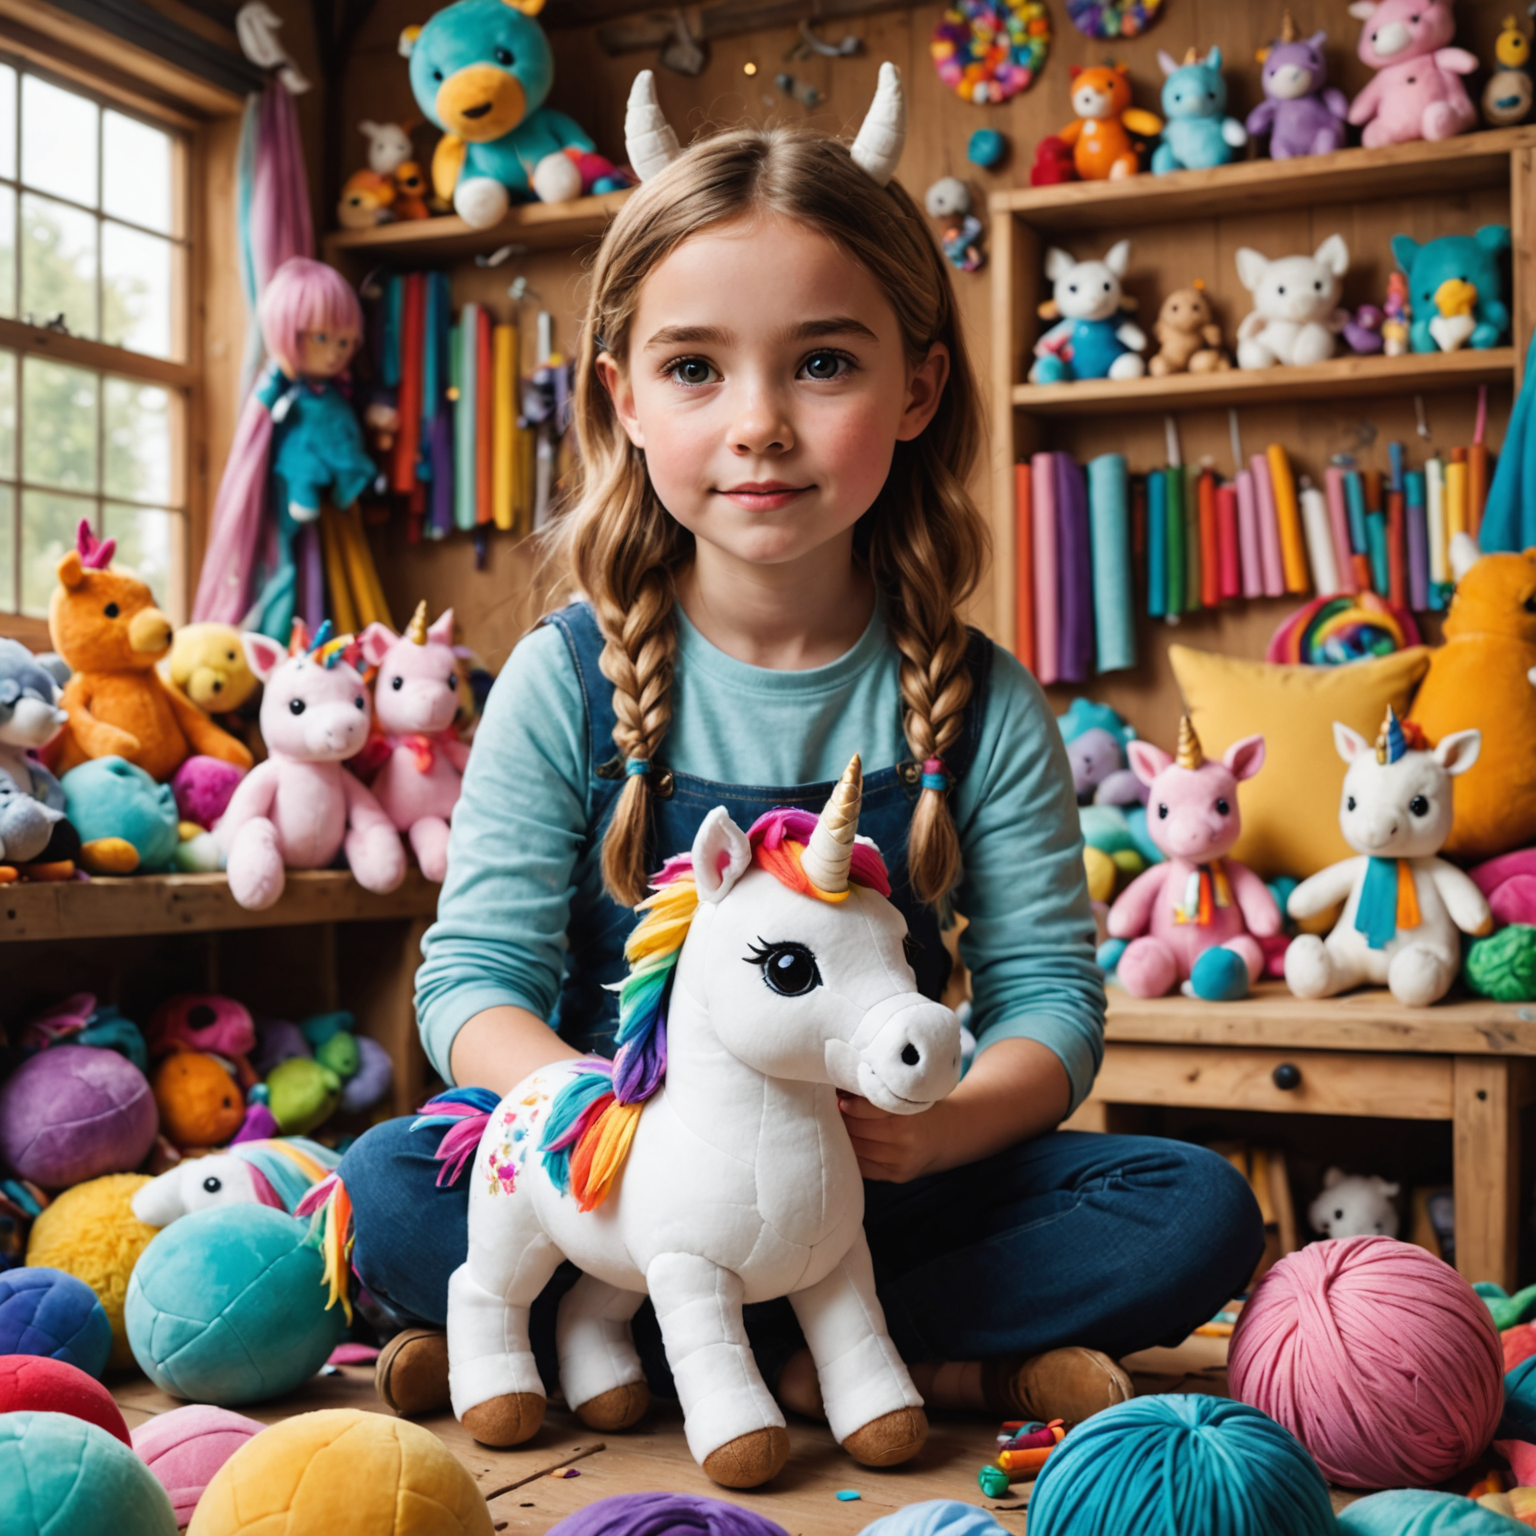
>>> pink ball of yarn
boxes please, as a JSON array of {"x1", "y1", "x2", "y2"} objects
[{"x1": 1228, "y1": 1236, "x2": 1503, "y2": 1490}]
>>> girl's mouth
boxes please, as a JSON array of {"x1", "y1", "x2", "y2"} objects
[{"x1": 717, "y1": 482, "x2": 813, "y2": 511}]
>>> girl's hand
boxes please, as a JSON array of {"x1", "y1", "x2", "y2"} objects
[{"x1": 838, "y1": 1094, "x2": 947, "y2": 1183}]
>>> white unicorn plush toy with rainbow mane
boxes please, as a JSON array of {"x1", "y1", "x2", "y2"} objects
[
  {"x1": 1285, "y1": 707, "x2": 1491, "y2": 1007},
  {"x1": 428, "y1": 756, "x2": 961, "y2": 1489}
]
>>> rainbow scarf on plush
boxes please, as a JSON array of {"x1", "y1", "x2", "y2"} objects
[
  {"x1": 1355, "y1": 857, "x2": 1422, "y2": 950},
  {"x1": 1173, "y1": 860, "x2": 1233, "y2": 926}
]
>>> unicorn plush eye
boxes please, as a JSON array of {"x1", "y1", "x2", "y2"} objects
[
  {"x1": 1346, "y1": 795, "x2": 1356, "y2": 811},
  {"x1": 746, "y1": 939, "x2": 821, "y2": 998},
  {"x1": 1157, "y1": 803, "x2": 1169, "y2": 819},
  {"x1": 1409, "y1": 794, "x2": 1430, "y2": 817},
  {"x1": 1215, "y1": 798, "x2": 1230, "y2": 815},
  {"x1": 202, "y1": 1176, "x2": 222, "y2": 1194}
]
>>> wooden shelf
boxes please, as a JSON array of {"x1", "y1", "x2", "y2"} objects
[
  {"x1": 988, "y1": 127, "x2": 1536, "y2": 234},
  {"x1": 1105, "y1": 981, "x2": 1536, "y2": 1057},
  {"x1": 321, "y1": 190, "x2": 633, "y2": 266},
  {"x1": 0, "y1": 869, "x2": 440, "y2": 942},
  {"x1": 1012, "y1": 347, "x2": 1516, "y2": 417}
]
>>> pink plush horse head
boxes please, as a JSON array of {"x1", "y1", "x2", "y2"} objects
[
  {"x1": 1128, "y1": 717, "x2": 1265, "y2": 862},
  {"x1": 360, "y1": 601, "x2": 458, "y2": 737},
  {"x1": 243, "y1": 627, "x2": 372, "y2": 763},
  {"x1": 1349, "y1": 0, "x2": 1455, "y2": 67}
]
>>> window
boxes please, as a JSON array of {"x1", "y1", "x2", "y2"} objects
[{"x1": 0, "y1": 57, "x2": 188, "y2": 625}]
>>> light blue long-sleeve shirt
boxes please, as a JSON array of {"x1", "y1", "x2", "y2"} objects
[{"x1": 415, "y1": 604, "x2": 1106, "y2": 1109}]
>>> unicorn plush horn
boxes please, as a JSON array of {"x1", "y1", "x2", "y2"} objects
[
  {"x1": 850, "y1": 63, "x2": 905, "y2": 186},
  {"x1": 801, "y1": 754, "x2": 862, "y2": 894},
  {"x1": 625, "y1": 70, "x2": 682, "y2": 182},
  {"x1": 1175, "y1": 715, "x2": 1205, "y2": 771}
]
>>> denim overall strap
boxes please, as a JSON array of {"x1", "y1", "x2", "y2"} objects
[{"x1": 540, "y1": 601, "x2": 992, "y2": 1056}]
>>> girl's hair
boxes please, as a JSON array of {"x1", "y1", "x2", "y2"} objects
[
  {"x1": 547, "y1": 124, "x2": 989, "y2": 909},
  {"x1": 193, "y1": 257, "x2": 365, "y2": 626}
]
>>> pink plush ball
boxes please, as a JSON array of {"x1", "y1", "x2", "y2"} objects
[
  {"x1": 130, "y1": 1404, "x2": 265, "y2": 1525},
  {"x1": 1228, "y1": 1236, "x2": 1504, "y2": 1489},
  {"x1": 0, "y1": 1354, "x2": 130, "y2": 1444}
]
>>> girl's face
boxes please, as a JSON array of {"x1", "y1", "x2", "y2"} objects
[
  {"x1": 598, "y1": 215, "x2": 948, "y2": 574},
  {"x1": 297, "y1": 325, "x2": 359, "y2": 379}
]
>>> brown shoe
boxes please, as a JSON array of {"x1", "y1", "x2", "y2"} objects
[
  {"x1": 981, "y1": 1347, "x2": 1133, "y2": 1426},
  {"x1": 375, "y1": 1327, "x2": 451, "y2": 1416}
]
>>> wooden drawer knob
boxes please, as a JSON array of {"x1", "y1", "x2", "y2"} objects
[{"x1": 1272, "y1": 1063, "x2": 1302, "y2": 1091}]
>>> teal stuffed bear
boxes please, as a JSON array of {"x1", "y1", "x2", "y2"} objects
[
  {"x1": 1391, "y1": 227, "x2": 1511, "y2": 353},
  {"x1": 402, "y1": 0, "x2": 594, "y2": 228},
  {"x1": 62, "y1": 757, "x2": 179, "y2": 874}
]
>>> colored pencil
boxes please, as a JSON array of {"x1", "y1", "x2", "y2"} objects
[
  {"x1": 1031, "y1": 451, "x2": 1058, "y2": 684},
  {"x1": 1216, "y1": 481, "x2": 1240, "y2": 599},
  {"x1": 1198, "y1": 469, "x2": 1219, "y2": 608},
  {"x1": 1445, "y1": 447, "x2": 1469, "y2": 542},
  {"x1": 1426, "y1": 456, "x2": 1448, "y2": 585},
  {"x1": 1386, "y1": 489, "x2": 1406, "y2": 607},
  {"x1": 1251, "y1": 453, "x2": 1284, "y2": 597},
  {"x1": 1267, "y1": 443, "x2": 1308, "y2": 593},
  {"x1": 1324, "y1": 467, "x2": 1357, "y2": 593},
  {"x1": 1300, "y1": 482, "x2": 1338, "y2": 595},
  {"x1": 1015, "y1": 462, "x2": 1034, "y2": 673},
  {"x1": 1235, "y1": 469, "x2": 1262, "y2": 598},
  {"x1": 1166, "y1": 461, "x2": 1187, "y2": 615},
  {"x1": 1147, "y1": 469, "x2": 1167, "y2": 619}
]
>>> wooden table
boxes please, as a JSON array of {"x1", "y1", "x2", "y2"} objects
[{"x1": 1063, "y1": 984, "x2": 1536, "y2": 1290}]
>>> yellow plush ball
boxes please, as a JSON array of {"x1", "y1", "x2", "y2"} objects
[
  {"x1": 1084, "y1": 846, "x2": 1117, "y2": 904},
  {"x1": 28, "y1": 1173, "x2": 156, "y2": 1369},
  {"x1": 188, "y1": 1410, "x2": 492, "y2": 1536}
]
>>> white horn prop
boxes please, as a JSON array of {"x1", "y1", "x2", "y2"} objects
[
  {"x1": 800, "y1": 754, "x2": 862, "y2": 894},
  {"x1": 850, "y1": 62, "x2": 905, "y2": 187},
  {"x1": 625, "y1": 70, "x2": 682, "y2": 183}
]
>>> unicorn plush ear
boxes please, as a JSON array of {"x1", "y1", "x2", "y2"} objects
[
  {"x1": 1104, "y1": 240, "x2": 1131, "y2": 279},
  {"x1": 1434, "y1": 728, "x2": 1482, "y2": 776},
  {"x1": 1044, "y1": 247, "x2": 1075, "y2": 283},
  {"x1": 1332, "y1": 722, "x2": 1372, "y2": 763},
  {"x1": 1157, "y1": 49, "x2": 1179, "y2": 76},
  {"x1": 428, "y1": 607, "x2": 455, "y2": 646},
  {"x1": 243, "y1": 631, "x2": 286, "y2": 684},
  {"x1": 1223, "y1": 735, "x2": 1266, "y2": 782},
  {"x1": 692, "y1": 805, "x2": 752, "y2": 904},
  {"x1": 1126, "y1": 739, "x2": 1172, "y2": 787},
  {"x1": 358, "y1": 622, "x2": 397, "y2": 669}
]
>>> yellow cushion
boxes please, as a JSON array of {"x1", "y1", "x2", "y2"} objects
[{"x1": 1169, "y1": 644, "x2": 1431, "y2": 880}]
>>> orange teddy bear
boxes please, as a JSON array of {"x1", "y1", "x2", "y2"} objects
[
  {"x1": 1410, "y1": 542, "x2": 1536, "y2": 862},
  {"x1": 1058, "y1": 65, "x2": 1163, "y2": 181},
  {"x1": 47, "y1": 523, "x2": 252, "y2": 783}
]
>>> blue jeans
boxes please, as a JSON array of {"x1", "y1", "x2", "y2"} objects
[{"x1": 340, "y1": 1115, "x2": 1264, "y2": 1392}]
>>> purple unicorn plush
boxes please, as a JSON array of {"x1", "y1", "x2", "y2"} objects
[
  {"x1": 1106, "y1": 717, "x2": 1281, "y2": 999},
  {"x1": 1247, "y1": 18, "x2": 1348, "y2": 159}
]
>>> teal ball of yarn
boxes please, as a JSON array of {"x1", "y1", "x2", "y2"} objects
[
  {"x1": 0, "y1": 1411, "x2": 177, "y2": 1534},
  {"x1": 1027, "y1": 1395, "x2": 1335, "y2": 1536},
  {"x1": 858, "y1": 1501, "x2": 1009, "y2": 1536},
  {"x1": 1337, "y1": 1489, "x2": 1525, "y2": 1534},
  {"x1": 1191, "y1": 946, "x2": 1250, "y2": 1001},
  {"x1": 1502, "y1": 1354, "x2": 1536, "y2": 1440},
  {"x1": 125, "y1": 1204, "x2": 344, "y2": 1406}
]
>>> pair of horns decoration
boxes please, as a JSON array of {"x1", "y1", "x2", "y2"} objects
[{"x1": 624, "y1": 62, "x2": 907, "y2": 187}]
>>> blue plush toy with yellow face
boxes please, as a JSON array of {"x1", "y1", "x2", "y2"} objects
[{"x1": 402, "y1": 0, "x2": 594, "y2": 227}]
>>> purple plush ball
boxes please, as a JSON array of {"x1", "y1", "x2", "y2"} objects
[{"x1": 0, "y1": 1047, "x2": 157, "y2": 1189}]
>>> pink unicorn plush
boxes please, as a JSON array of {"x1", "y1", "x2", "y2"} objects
[
  {"x1": 1106, "y1": 717, "x2": 1281, "y2": 1000},
  {"x1": 358, "y1": 601, "x2": 468, "y2": 882},
  {"x1": 215, "y1": 624, "x2": 405, "y2": 910},
  {"x1": 1347, "y1": 0, "x2": 1477, "y2": 146}
]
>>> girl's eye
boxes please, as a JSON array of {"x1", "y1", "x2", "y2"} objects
[
  {"x1": 668, "y1": 358, "x2": 719, "y2": 387},
  {"x1": 800, "y1": 351, "x2": 850, "y2": 382}
]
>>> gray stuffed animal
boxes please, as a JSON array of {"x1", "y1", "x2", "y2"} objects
[{"x1": 0, "y1": 638, "x2": 79, "y2": 866}]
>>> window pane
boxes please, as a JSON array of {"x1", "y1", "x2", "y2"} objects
[
  {"x1": 20, "y1": 489, "x2": 88, "y2": 617},
  {"x1": 0, "y1": 350, "x2": 14, "y2": 480},
  {"x1": 20, "y1": 76, "x2": 97, "y2": 207},
  {"x1": 104, "y1": 377, "x2": 173, "y2": 504},
  {"x1": 102, "y1": 223, "x2": 171, "y2": 358},
  {"x1": 0, "y1": 487, "x2": 13, "y2": 614},
  {"x1": 20, "y1": 194, "x2": 97, "y2": 338},
  {"x1": 0, "y1": 65, "x2": 15, "y2": 182},
  {"x1": 22, "y1": 358, "x2": 97, "y2": 491},
  {"x1": 104, "y1": 503, "x2": 182, "y2": 622},
  {"x1": 0, "y1": 186, "x2": 13, "y2": 321},
  {"x1": 103, "y1": 112, "x2": 172, "y2": 234}
]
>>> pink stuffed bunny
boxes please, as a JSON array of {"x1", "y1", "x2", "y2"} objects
[
  {"x1": 357, "y1": 601, "x2": 468, "y2": 883},
  {"x1": 215, "y1": 626, "x2": 405, "y2": 910},
  {"x1": 1347, "y1": 0, "x2": 1477, "y2": 146},
  {"x1": 1106, "y1": 716, "x2": 1280, "y2": 999}
]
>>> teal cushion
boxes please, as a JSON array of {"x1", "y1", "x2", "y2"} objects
[{"x1": 0, "y1": 1411, "x2": 176, "y2": 1534}]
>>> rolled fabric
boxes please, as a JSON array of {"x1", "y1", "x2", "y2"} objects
[
  {"x1": 1386, "y1": 489, "x2": 1406, "y2": 608},
  {"x1": 492, "y1": 323, "x2": 516, "y2": 532},
  {"x1": 1324, "y1": 467, "x2": 1358, "y2": 594},
  {"x1": 391, "y1": 273, "x2": 424, "y2": 496},
  {"x1": 1300, "y1": 483, "x2": 1338, "y2": 595},
  {"x1": 1446, "y1": 449, "x2": 1469, "y2": 541},
  {"x1": 1405, "y1": 469, "x2": 1429, "y2": 611},
  {"x1": 1469, "y1": 442, "x2": 1490, "y2": 538},
  {"x1": 1031, "y1": 451, "x2": 1058, "y2": 684},
  {"x1": 1344, "y1": 470, "x2": 1372, "y2": 591},
  {"x1": 454, "y1": 303, "x2": 480, "y2": 532},
  {"x1": 1166, "y1": 461, "x2": 1187, "y2": 615},
  {"x1": 1198, "y1": 469, "x2": 1219, "y2": 608},
  {"x1": 1147, "y1": 468, "x2": 1167, "y2": 619},
  {"x1": 1089, "y1": 452, "x2": 1135, "y2": 672},
  {"x1": 1055, "y1": 453, "x2": 1094, "y2": 683},
  {"x1": 1014, "y1": 462, "x2": 1034, "y2": 672},
  {"x1": 1426, "y1": 456, "x2": 1448, "y2": 585},
  {"x1": 1251, "y1": 453, "x2": 1284, "y2": 597},
  {"x1": 1216, "y1": 482, "x2": 1240, "y2": 599},
  {"x1": 1363, "y1": 469, "x2": 1386, "y2": 591},
  {"x1": 1267, "y1": 443, "x2": 1309, "y2": 593},
  {"x1": 475, "y1": 307, "x2": 493, "y2": 526},
  {"x1": 1184, "y1": 464, "x2": 1202, "y2": 612},
  {"x1": 1235, "y1": 468, "x2": 1262, "y2": 598}
]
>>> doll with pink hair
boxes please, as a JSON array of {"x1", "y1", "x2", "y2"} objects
[{"x1": 193, "y1": 257, "x2": 376, "y2": 642}]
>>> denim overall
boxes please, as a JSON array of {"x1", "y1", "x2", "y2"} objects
[{"x1": 341, "y1": 603, "x2": 1263, "y2": 1385}]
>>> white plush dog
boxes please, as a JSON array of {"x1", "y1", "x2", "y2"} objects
[
  {"x1": 1235, "y1": 234, "x2": 1350, "y2": 368},
  {"x1": 1309, "y1": 1166, "x2": 1400, "y2": 1239}
]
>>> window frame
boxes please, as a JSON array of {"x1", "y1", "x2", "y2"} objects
[{"x1": 0, "y1": 48, "x2": 199, "y2": 642}]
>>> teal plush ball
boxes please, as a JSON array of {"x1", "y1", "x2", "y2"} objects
[
  {"x1": 125, "y1": 1205, "x2": 343, "y2": 1406},
  {"x1": 1338, "y1": 1489, "x2": 1523, "y2": 1534},
  {"x1": 0, "y1": 1410, "x2": 177, "y2": 1534},
  {"x1": 1191, "y1": 946, "x2": 1251, "y2": 1001}
]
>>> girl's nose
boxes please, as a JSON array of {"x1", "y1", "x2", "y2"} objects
[{"x1": 730, "y1": 393, "x2": 794, "y2": 456}]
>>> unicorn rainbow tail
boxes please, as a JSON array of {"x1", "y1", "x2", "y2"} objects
[
  {"x1": 541, "y1": 1061, "x2": 643, "y2": 1213},
  {"x1": 298, "y1": 1172, "x2": 355, "y2": 1325},
  {"x1": 413, "y1": 1086, "x2": 500, "y2": 1188}
]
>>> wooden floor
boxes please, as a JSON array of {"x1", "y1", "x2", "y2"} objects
[{"x1": 109, "y1": 1339, "x2": 1245, "y2": 1533}]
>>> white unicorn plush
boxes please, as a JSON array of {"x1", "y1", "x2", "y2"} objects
[
  {"x1": 438, "y1": 758, "x2": 961, "y2": 1488},
  {"x1": 1285, "y1": 708, "x2": 1491, "y2": 1006}
]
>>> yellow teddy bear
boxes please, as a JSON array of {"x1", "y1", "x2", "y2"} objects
[{"x1": 158, "y1": 623, "x2": 260, "y2": 714}]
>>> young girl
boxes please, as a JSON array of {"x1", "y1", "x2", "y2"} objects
[{"x1": 336, "y1": 66, "x2": 1262, "y2": 1477}]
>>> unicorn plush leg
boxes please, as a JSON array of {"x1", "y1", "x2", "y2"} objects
[
  {"x1": 1116, "y1": 936, "x2": 1179, "y2": 997},
  {"x1": 789, "y1": 1231, "x2": 926, "y2": 1467},
  {"x1": 557, "y1": 1273, "x2": 650, "y2": 1431},
  {"x1": 408, "y1": 816, "x2": 452, "y2": 883},
  {"x1": 1284, "y1": 933, "x2": 1367, "y2": 999},
  {"x1": 447, "y1": 1197, "x2": 565, "y2": 1447},
  {"x1": 647, "y1": 1252, "x2": 788, "y2": 1488}
]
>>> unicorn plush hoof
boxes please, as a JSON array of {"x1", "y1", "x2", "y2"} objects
[
  {"x1": 702, "y1": 1426, "x2": 790, "y2": 1488},
  {"x1": 462, "y1": 1391, "x2": 546, "y2": 1448},
  {"x1": 842, "y1": 1406, "x2": 928, "y2": 1467},
  {"x1": 574, "y1": 1381, "x2": 650, "y2": 1432}
]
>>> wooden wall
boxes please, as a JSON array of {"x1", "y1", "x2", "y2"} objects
[{"x1": 331, "y1": 0, "x2": 1516, "y2": 676}]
